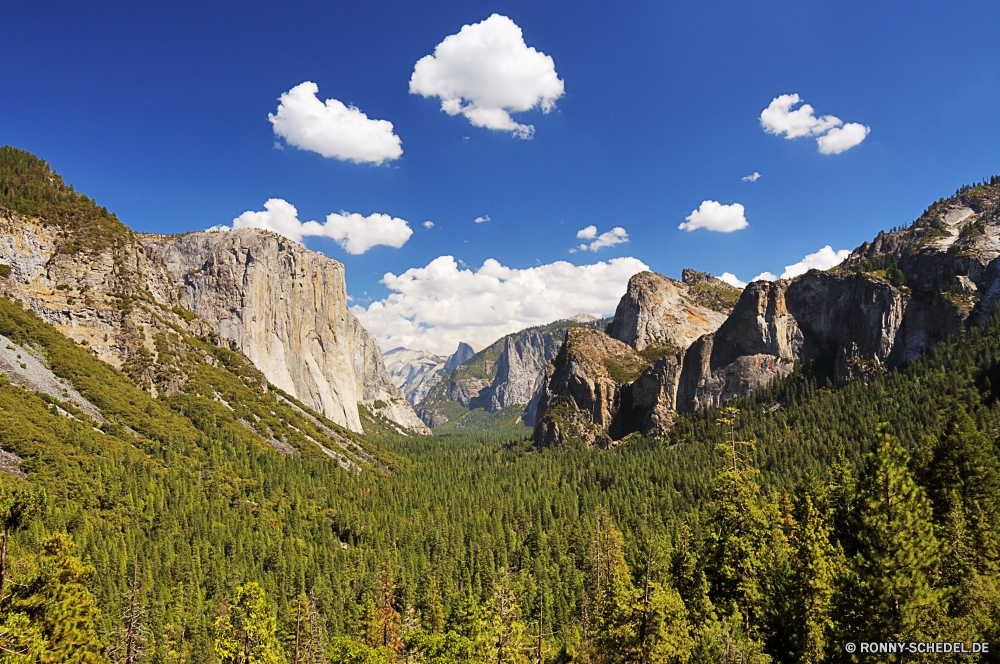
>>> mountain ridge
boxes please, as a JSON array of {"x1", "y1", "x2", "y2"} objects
[{"x1": 534, "y1": 177, "x2": 1000, "y2": 447}]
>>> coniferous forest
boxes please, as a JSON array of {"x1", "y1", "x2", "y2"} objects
[{"x1": 1, "y1": 154, "x2": 999, "y2": 662}]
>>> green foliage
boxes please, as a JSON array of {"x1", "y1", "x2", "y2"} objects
[
  {"x1": 4, "y1": 533, "x2": 108, "y2": 663},
  {"x1": 686, "y1": 280, "x2": 741, "y2": 312},
  {"x1": 0, "y1": 146, "x2": 132, "y2": 255},
  {"x1": 0, "y1": 265, "x2": 10, "y2": 279},
  {"x1": 839, "y1": 427, "x2": 945, "y2": 641},
  {"x1": 856, "y1": 254, "x2": 907, "y2": 289},
  {"x1": 214, "y1": 582, "x2": 285, "y2": 664},
  {"x1": 637, "y1": 344, "x2": 682, "y2": 365},
  {"x1": 603, "y1": 354, "x2": 650, "y2": 384}
]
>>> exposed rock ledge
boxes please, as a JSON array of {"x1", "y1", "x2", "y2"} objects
[{"x1": 143, "y1": 230, "x2": 429, "y2": 434}]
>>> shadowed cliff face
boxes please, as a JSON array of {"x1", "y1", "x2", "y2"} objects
[
  {"x1": 533, "y1": 327, "x2": 644, "y2": 449},
  {"x1": 144, "y1": 230, "x2": 429, "y2": 434},
  {"x1": 535, "y1": 183, "x2": 1000, "y2": 447}
]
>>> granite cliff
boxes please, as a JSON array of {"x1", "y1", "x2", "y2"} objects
[
  {"x1": 142, "y1": 230, "x2": 429, "y2": 434},
  {"x1": 415, "y1": 314, "x2": 604, "y2": 429},
  {"x1": 0, "y1": 150, "x2": 427, "y2": 435},
  {"x1": 534, "y1": 180, "x2": 1000, "y2": 447}
]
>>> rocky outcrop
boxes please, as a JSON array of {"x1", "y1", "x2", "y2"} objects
[
  {"x1": 534, "y1": 188, "x2": 1000, "y2": 448},
  {"x1": 533, "y1": 327, "x2": 647, "y2": 449},
  {"x1": 415, "y1": 317, "x2": 604, "y2": 428},
  {"x1": 143, "y1": 230, "x2": 429, "y2": 434},
  {"x1": 0, "y1": 212, "x2": 428, "y2": 434},
  {"x1": 0, "y1": 211, "x2": 195, "y2": 377},
  {"x1": 444, "y1": 342, "x2": 476, "y2": 372},
  {"x1": 606, "y1": 272, "x2": 730, "y2": 350},
  {"x1": 383, "y1": 347, "x2": 448, "y2": 405},
  {"x1": 486, "y1": 331, "x2": 551, "y2": 411}
]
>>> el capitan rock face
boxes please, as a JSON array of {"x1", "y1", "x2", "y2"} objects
[
  {"x1": 0, "y1": 208, "x2": 428, "y2": 435},
  {"x1": 144, "y1": 230, "x2": 429, "y2": 434}
]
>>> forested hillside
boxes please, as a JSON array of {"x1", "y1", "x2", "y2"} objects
[
  {"x1": 1, "y1": 280, "x2": 1000, "y2": 661},
  {"x1": 1, "y1": 157, "x2": 999, "y2": 662}
]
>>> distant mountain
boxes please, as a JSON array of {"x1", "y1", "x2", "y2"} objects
[
  {"x1": 383, "y1": 347, "x2": 447, "y2": 405},
  {"x1": 415, "y1": 314, "x2": 608, "y2": 429},
  {"x1": 444, "y1": 341, "x2": 476, "y2": 372}
]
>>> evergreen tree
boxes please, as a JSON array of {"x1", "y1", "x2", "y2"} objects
[
  {"x1": 590, "y1": 514, "x2": 638, "y2": 661},
  {"x1": 707, "y1": 409, "x2": 767, "y2": 637},
  {"x1": 6, "y1": 533, "x2": 107, "y2": 663},
  {"x1": 483, "y1": 571, "x2": 527, "y2": 664},
  {"x1": 843, "y1": 426, "x2": 945, "y2": 641},
  {"x1": 213, "y1": 582, "x2": 285, "y2": 664},
  {"x1": 790, "y1": 494, "x2": 840, "y2": 664}
]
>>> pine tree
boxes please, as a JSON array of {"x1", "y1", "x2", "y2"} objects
[
  {"x1": 590, "y1": 514, "x2": 638, "y2": 661},
  {"x1": 6, "y1": 533, "x2": 107, "y2": 663},
  {"x1": 707, "y1": 408, "x2": 767, "y2": 637},
  {"x1": 213, "y1": 582, "x2": 285, "y2": 664},
  {"x1": 483, "y1": 570, "x2": 527, "y2": 664},
  {"x1": 791, "y1": 494, "x2": 840, "y2": 664},
  {"x1": 844, "y1": 426, "x2": 945, "y2": 640},
  {"x1": 0, "y1": 488, "x2": 41, "y2": 602}
]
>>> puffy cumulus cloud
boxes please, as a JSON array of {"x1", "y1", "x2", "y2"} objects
[
  {"x1": 311, "y1": 212, "x2": 413, "y2": 255},
  {"x1": 224, "y1": 199, "x2": 412, "y2": 254},
  {"x1": 719, "y1": 272, "x2": 747, "y2": 289},
  {"x1": 729, "y1": 245, "x2": 851, "y2": 285},
  {"x1": 269, "y1": 82, "x2": 403, "y2": 165},
  {"x1": 423, "y1": 221, "x2": 435, "y2": 229},
  {"x1": 817, "y1": 123, "x2": 871, "y2": 155},
  {"x1": 576, "y1": 225, "x2": 598, "y2": 240},
  {"x1": 409, "y1": 14, "x2": 564, "y2": 139},
  {"x1": 779, "y1": 245, "x2": 850, "y2": 279},
  {"x1": 352, "y1": 255, "x2": 648, "y2": 355},
  {"x1": 679, "y1": 201, "x2": 748, "y2": 233},
  {"x1": 231, "y1": 198, "x2": 311, "y2": 242},
  {"x1": 760, "y1": 94, "x2": 841, "y2": 139},
  {"x1": 760, "y1": 93, "x2": 869, "y2": 154},
  {"x1": 742, "y1": 172, "x2": 761, "y2": 182},
  {"x1": 583, "y1": 227, "x2": 628, "y2": 251}
]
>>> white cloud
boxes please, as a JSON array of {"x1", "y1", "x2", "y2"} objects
[
  {"x1": 409, "y1": 14, "x2": 564, "y2": 139},
  {"x1": 742, "y1": 172, "x2": 761, "y2": 182},
  {"x1": 679, "y1": 201, "x2": 748, "y2": 233},
  {"x1": 423, "y1": 220, "x2": 435, "y2": 229},
  {"x1": 817, "y1": 123, "x2": 871, "y2": 155},
  {"x1": 719, "y1": 272, "x2": 747, "y2": 289},
  {"x1": 268, "y1": 81, "x2": 402, "y2": 165},
  {"x1": 585, "y1": 227, "x2": 629, "y2": 251},
  {"x1": 225, "y1": 199, "x2": 412, "y2": 254},
  {"x1": 760, "y1": 94, "x2": 841, "y2": 139},
  {"x1": 576, "y1": 225, "x2": 597, "y2": 239},
  {"x1": 475, "y1": 215, "x2": 491, "y2": 224},
  {"x1": 779, "y1": 245, "x2": 850, "y2": 279},
  {"x1": 231, "y1": 199, "x2": 312, "y2": 242},
  {"x1": 759, "y1": 93, "x2": 869, "y2": 154},
  {"x1": 729, "y1": 244, "x2": 851, "y2": 285},
  {"x1": 352, "y1": 255, "x2": 648, "y2": 355},
  {"x1": 308, "y1": 212, "x2": 413, "y2": 255}
]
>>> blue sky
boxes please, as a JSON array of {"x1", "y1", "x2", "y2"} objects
[{"x1": 3, "y1": 0, "x2": 999, "y2": 354}]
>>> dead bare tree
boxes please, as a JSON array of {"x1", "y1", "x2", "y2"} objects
[{"x1": 108, "y1": 556, "x2": 148, "y2": 664}]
